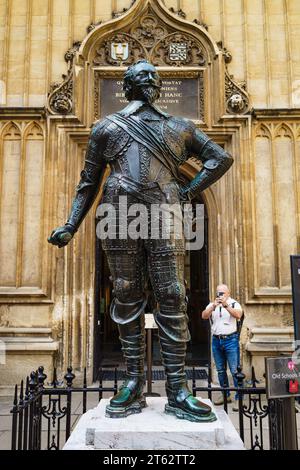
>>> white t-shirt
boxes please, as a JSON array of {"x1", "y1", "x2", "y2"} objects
[{"x1": 206, "y1": 297, "x2": 242, "y2": 335}]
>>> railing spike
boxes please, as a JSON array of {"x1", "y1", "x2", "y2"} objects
[
  {"x1": 83, "y1": 367, "x2": 87, "y2": 387},
  {"x1": 53, "y1": 367, "x2": 57, "y2": 388},
  {"x1": 251, "y1": 366, "x2": 259, "y2": 388},
  {"x1": 19, "y1": 380, "x2": 24, "y2": 402},
  {"x1": 235, "y1": 365, "x2": 246, "y2": 388},
  {"x1": 11, "y1": 384, "x2": 18, "y2": 450},
  {"x1": 64, "y1": 366, "x2": 75, "y2": 387},
  {"x1": 37, "y1": 366, "x2": 47, "y2": 387},
  {"x1": 83, "y1": 368, "x2": 87, "y2": 414},
  {"x1": 13, "y1": 384, "x2": 18, "y2": 406},
  {"x1": 24, "y1": 377, "x2": 30, "y2": 401},
  {"x1": 29, "y1": 371, "x2": 37, "y2": 395}
]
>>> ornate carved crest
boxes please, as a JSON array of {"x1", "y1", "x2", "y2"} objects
[
  {"x1": 169, "y1": 42, "x2": 188, "y2": 62},
  {"x1": 111, "y1": 42, "x2": 129, "y2": 61},
  {"x1": 93, "y1": 33, "x2": 144, "y2": 66},
  {"x1": 153, "y1": 33, "x2": 206, "y2": 67}
]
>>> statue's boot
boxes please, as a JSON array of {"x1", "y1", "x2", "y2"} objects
[
  {"x1": 106, "y1": 314, "x2": 146, "y2": 418},
  {"x1": 157, "y1": 313, "x2": 217, "y2": 422}
]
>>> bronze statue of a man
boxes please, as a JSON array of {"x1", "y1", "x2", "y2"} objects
[{"x1": 49, "y1": 60, "x2": 233, "y2": 422}]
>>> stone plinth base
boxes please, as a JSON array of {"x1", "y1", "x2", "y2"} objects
[{"x1": 63, "y1": 397, "x2": 245, "y2": 450}]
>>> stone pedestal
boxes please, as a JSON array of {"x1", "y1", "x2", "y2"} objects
[{"x1": 63, "y1": 397, "x2": 245, "y2": 450}]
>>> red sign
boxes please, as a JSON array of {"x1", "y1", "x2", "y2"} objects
[{"x1": 288, "y1": 380, "x2": 299, "y2": 394}]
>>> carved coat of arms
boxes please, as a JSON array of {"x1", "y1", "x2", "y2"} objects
[
  {"x1": 169, "y1": 43, "x2": 187, "y2": 61},
  {"x1": 111, "y1": 42, "x2": 129, "y2": 61}
]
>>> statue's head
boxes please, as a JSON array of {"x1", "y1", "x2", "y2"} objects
[{"x1": 123, "y1": 60, "x2": 161, "y2": 103}]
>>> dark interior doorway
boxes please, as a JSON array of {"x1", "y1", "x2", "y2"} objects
[
  {"x1": 186, "y1": 197, "x2": 210, "y2": 366},
  {"x1": 93, "y1": 197, "x2": 210, "y2": 381}
]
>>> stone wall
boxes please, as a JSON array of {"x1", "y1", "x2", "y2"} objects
[{"x1": 1, "y1": 0, "x2": 300, "y2": 108}]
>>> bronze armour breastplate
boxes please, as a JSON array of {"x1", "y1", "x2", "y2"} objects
[{"x1": 104, "y1": 112, "x2": 187, "y2": 185}]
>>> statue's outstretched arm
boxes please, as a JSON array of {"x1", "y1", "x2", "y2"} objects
[
  {"x1": 48, "y1": 123, "x2": 106, "y2": 248},
  {"x1": 182, "y1": 127, "x2": 233, "y2": 199}
]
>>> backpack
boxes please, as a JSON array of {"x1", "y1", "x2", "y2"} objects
[{"x1": 232, "y1": 301, "x2": 245, "y2": 336}]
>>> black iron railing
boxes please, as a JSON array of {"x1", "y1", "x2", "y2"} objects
[
  {"x1": 10, "y1": 366, "x2": 118, "y2": 450},
  {"x1": 10, "y1": 364, "x2": 295, "y2": 450}
]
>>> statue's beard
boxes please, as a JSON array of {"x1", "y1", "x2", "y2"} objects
[{"x1": 134, "y1": 85, "x2": 160, "y2": 104}]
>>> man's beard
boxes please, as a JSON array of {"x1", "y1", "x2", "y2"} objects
[{"x1": 137, "y1": 85, "x2": 160, "y2": 104}]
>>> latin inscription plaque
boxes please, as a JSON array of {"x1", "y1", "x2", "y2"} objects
[{"x1": 99, "y1": 78, "x2": 202, "y2": 120}]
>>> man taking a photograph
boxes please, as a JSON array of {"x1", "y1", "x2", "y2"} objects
[{"x1": 202, "y1": 284, "x2": 243, "y2": 411}]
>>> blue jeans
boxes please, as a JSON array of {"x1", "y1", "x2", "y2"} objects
[{"x1": 212, "y1": 332, "x2": 241, "y2": 400}]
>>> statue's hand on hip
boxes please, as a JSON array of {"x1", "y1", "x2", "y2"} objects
[{"x1": 47, "y1": 224, "x2": 75, "y2": 248}]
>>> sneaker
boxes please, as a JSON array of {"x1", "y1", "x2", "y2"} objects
[
  {"x1": 232, "y1": 399, "x2": 239, "y2": 412},
  {"x1": 213, "y1": 395, "x2": 232, "y2": 406}
]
